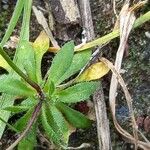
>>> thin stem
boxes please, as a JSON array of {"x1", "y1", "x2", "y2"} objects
[
  {"x1": 75, "y1": 11, "x2": 150, "y2": 51},
  {"x1": 0, "y1": 0, "x2": 24, "y2": 46},
  {"x1": 6, "y1": 101, "x2": 43, "y2": 150},
  {"x1": 0, "y1": 46, "x2": 41, "y2": 94}
]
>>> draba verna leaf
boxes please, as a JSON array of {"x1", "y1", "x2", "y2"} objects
[
  {"x1": 57, "y1": 81, "x2": 99, "y2": 103},
  {"x1": 57, "y1": 49, "x2": 92, "y2": 85},
  {"x1": 41, "y1": 105, "x2": 64, "y2": 147},
  {"x1": 46, "y1": 41, "x2": 74, "y2": 86},
  {"x1": 49, "y1": 105, "x2": 69, "y2": 145},
  {"x1": 21, "y1": 41, "x2": 37, "y2": 82},
  {"x1": 57, "y1": 103, "x2": 92, "y2": 129},
  {"x1": 76, "y1": 61, "x2": 110, "y2": 82},
  {"x1": 0, "y1": 75, "x2": 36, "y2": 97},
  {"x1": 3, "y1": 106, "x2": 29, "y2": 113}
]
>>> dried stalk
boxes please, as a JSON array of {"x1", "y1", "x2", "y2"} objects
[{"x1": 78, "y1": 1, "x2": 111, "y2": 150}]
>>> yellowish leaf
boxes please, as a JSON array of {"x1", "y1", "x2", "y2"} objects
[
  {"x1": 76, "y1": 62, "x2": 110, "y2": 82},
  {"x1": 48, "y1": 46, "x2": 60, "y2": 53},
  {"x1": 0, "y1": 55, "x2": 10, "y2": 72},
  {"x1": 33, "y1": 31, "x2": 49, "y2": 53}
]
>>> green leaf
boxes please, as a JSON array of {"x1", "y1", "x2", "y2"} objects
[
  {"x1": 14, "y1": 108, "x2": 34, "y2": 131},
  {"x1": 33, "y1": 31, "x2": 49, "y2": 83},
  {"x1": 3, "y1": 106, "x2": 29, "y2": 113},
  {"x1": 57, "y1": 81, "x2": 99, "y2": 103},
  {"x1": 41, "y1": 106, "x2": 63, "y2": 146},
  {"x1": 18, "y1": 124, "x2": 37, "y2": 150},
  {"x1": 21, "y1": 97, "x2": 37, "y2": 107},
  {"x1": 48, "y1": 80, "x2": 55, "y2": 96},
  {"x1": 49, "y1": 105, "x2": 69, "y2": 144},
  {"x1": 0, "y1": 75, "x2": 36, "y2": 96},
  {"x1": 57, "y1": 103, "x2": 92, "y2": 129},
  {"x1": 57, "y1": 50, "x2": 91, "y2": 85},
  {"x1": 0, "y1": 116, "x2": 19, "y2": 133},
  {"x1": 46, "y1": 41, "x2": 74, "y2": 86},
  {"x1": 0, "y1": 0, "x2": 24, "y2": 46},
  {"x1": 16, "y1": 41, "x2": 37, "y2": 82}
]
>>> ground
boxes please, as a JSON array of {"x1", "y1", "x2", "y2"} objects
[{"x1": 0, "y1": 0, "x2": 149, "y2": 149}]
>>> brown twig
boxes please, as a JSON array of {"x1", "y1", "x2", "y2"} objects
[{"x1": 78, "y1": 0, "x2": 111, "y2": 149}]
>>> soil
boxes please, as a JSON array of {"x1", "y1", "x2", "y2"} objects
[{"x1": 0, "y1": 0, "x2": 150, "y2": 149}]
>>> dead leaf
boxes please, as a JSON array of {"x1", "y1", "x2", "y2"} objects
[
  {"x1": 76, "y1": 62, "x2": 110, "y2": 82},
  {"x1": 33, "y1": 31, "x2": 49, "y2": 53},
  {"x1": 4, "y1": 36, "x2": 19, "y2": 49},
  {"x1": 100, "y1": 57, "x2": 150, "y2": 150}
]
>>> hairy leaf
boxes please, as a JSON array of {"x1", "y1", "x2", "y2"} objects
[
  {"x1": 0, "y1": 76, "x2": 36, "y2": 96},
  {"x1": 3, "y1": 106, "x2": 29, "y2": 113},
  {"x1": 57, "y1": 50, "x2": 91, "y2": 85},
  {"x1": 57, "y1": 82, "x2": 99, "y2": 103},
  {"x1": 41, "y1": 106, "x2": 63, "y2": 146},
  {"x1": 48, "y1": 80, "x2": 55, "y2": 96},
  {"x1": 57, "y1": 103, "x2": 92, "y2": 129},
  {"x1": 21, "y1": 97, "x2": 37, "y2": 107},
  {"x1": 49, "y1": 105, "x2": 69, "y2": 144},
  {"x1": 46, "y1": 41, "x2": 74, "y2": 86},
  {"x1": 77, "y1": 62, "x2": 110, "y2": 82}
]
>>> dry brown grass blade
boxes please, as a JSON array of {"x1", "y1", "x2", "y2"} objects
[
  {"x1": 109, "y1": 1, "x2": 139, "y2": 147},
  {"x1": 32, "y1": 6, "x2": 60, "y2": 49},
  {"x1": 100, "y1": 57, "x2": 150, "y2": 150}
]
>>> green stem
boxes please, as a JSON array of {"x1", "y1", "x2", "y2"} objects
[
  {"x1": 0, "y1": 46, "x2": 41, "y2": 94},
  {"x1": 0, "y1": 0, "x2": 24, "y2": 47},
  {"x1": 76, "y1": 11, "x2": 150, "y2": 51}
]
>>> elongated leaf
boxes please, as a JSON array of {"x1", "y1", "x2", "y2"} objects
[
  {"x1": 16, "y1": 41, "x2": 37, "y2": 82},
  {"x1": 49, "y1": 105, "x2": 69, "y2": 144},
  {"x1": 0, "y1": 95, "x2": 14, "y2": 138},
  {"x1": 57, "y1": 103, "x2": 92, "y2": 128},
  {"x1": 0, "y1": 76, "x2": 36, "y2": 96},
  {"x1": 46, "y1": 41, "x2": 74, "y2": 86},
  {"x1": 21, "y1": 97, "x2": 37, "y2": 107},
  {"x1": 76, "y1": 62, "x2": 110, "y2": 82},
  {"x1": 0, "y1": 0, "x2": 33, "y2": 140},
  {"x1": 57, "y1": 82, "x2": 99, "y2": 103},
  {"x1": 57, "y1": 50, "x2": 91, "y2": 85},
  {"x1": 41, "y1": 106, "x2": 63, "y2": 146},
  {"x1": 33, "y1": 31, "x2": 49, "y2": 83},
  {"x1": 0, "y1": 0, "x2": 24, "y2": 46},
  {"x1": 0, "y1": 116, "x2": 19, "y2": 133},
  {"x1": 48, "y1": 81, "x2": 55, "y2": 96},
  {"x1": 3, "y1": 106, "x2": 29, "y2": 113},
  {"x1": 18, "y1": 124, "x2": 37, "y2": 150}
]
